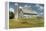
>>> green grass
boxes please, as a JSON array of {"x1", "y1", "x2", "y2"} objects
[{"x1": 9, "y1": 18, "x2": 44, "y2": 29}]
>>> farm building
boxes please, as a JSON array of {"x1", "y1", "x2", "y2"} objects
[{"x1": 14, "y1": 6, "x2": 37, "y2": 19}]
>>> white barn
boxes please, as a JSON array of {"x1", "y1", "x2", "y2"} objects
[{"x1": 14, "y1": 7, "x2": 37, "y2": 19}]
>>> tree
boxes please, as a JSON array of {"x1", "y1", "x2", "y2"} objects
[{"x1": 9, "y1": 11, "x2": 14, "y2": 19}]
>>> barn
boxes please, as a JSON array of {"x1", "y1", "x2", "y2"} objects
[{"x1": 14, "y1": 6, "x2": 37, "y2": 19}]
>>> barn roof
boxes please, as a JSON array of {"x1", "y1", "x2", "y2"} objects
[{"x1": 22, "y1": 8, "x2": 37, "y2": 15}]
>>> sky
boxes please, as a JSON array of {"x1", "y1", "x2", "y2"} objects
[{"x1": 9, "y1": 2, "x2": 44, "y2": 16}]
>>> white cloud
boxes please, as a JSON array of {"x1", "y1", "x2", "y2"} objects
[
  {"x1": 38, "y1": 6, "x2": 44, "y2": 11},
  {"x1": 40, "y1": 6, "x2": 44, "y2": 10},
  {"x1": 19, "y1": 6, "x2": 23, "y2": 9},
  {"x1": 36, "y1": 4, "x2": 44, "y2": 11},
  {"x1": 24, "y1": 5, "x2": 31, "y2": 8},
  {"x1": 9, "y1": 8, "x2": 14, "y2": 12},
  {"x1": 15, "y1": 3, "x2": 18, "y2": 6},
  {"x1": 24, "y1": 5, "x2": 28, "y2": 7},
  {"x1": 28, "y1": 5, "x2": 31, "y2": 7},
  {"x1": 40, "y1": 12, "x2": 43, "y2": 15},
  {"x1": 35, "y1": 4, "x2": 40, "y2": 7}
]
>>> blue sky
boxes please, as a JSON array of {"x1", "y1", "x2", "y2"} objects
[{"x1": 9, "y1": 2, "x2": 44, "y2": 16}]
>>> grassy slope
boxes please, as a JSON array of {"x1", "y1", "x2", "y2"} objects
[{"x1": 9, "y1": 18, "x2": 44, "y2": 29}]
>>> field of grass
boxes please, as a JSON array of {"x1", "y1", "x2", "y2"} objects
[{"x1": 9, "y1": 17, "x2": 44, "y2": 29}]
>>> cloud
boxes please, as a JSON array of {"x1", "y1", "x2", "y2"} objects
[
  {"x1": 9, "y1": 8, "x2": 14, "y2": 12},
  {"x1": 35, "y1": 4, "x2": 44, "y2": 11},
  {"x1": 15, "y1": 3, "x2": 18, "y2": 6},
  {"x1": 24, "y1": 5, "x2": 31, "y2": 8},
  {"x1": 24, "y1": 5, "x2": 28, "y2": 7},
  {"x1": 38, "y1": 6, "x2": 44, "y2": 11},
  {"x1": 19, "y1": 6, "x2": 23, "y2": 9},
  {"x1": 35, "y1": 4, "x2": 40, "y2": 7},
  {"x1": 40, "y1": 12, "x2": 43, "y2": 15},
  {"x1": 28, "y1": 5, "x2": 31, "y2": 7},
  {"x1": 40, "y1": 6, "x2": 44, "y2": 10}
]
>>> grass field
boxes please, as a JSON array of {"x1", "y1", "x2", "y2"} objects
[{"x1": 9, "y1": 17, "x2": 44, "y2": 29}]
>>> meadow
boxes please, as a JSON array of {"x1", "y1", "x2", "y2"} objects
[{"x1": 9, "y1": 17, "x2": 44, "y2": 29}]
